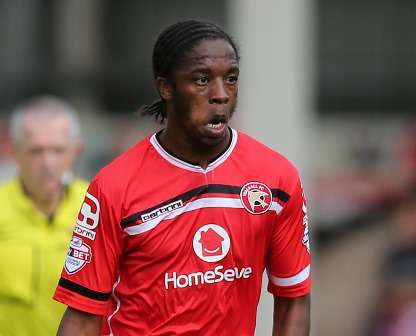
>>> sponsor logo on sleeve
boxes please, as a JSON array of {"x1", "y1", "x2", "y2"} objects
[
  {"x1": 301, "y1": 184, "x2": 310, "y2": 253},
  {"x1": 73, "y1": 224, "x2": 96, "y2": 240},
  {"x1": 240, "y1": 182, "x2": 272, "y2": 214},
  {"x1": 74, "y1": 192, "x2": 100, "y2": 240},
  {"x1": 64, "y1": 236, "x2": 92, "y2": 275}
]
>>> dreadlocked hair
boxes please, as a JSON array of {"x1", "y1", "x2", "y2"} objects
[{"x1": 140, "y1": 20, "x2": 240, "y2": 124}]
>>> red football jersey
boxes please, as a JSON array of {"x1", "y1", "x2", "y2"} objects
[{"x1": 54, "y1": 129, "x2": 311, "y2": 335}]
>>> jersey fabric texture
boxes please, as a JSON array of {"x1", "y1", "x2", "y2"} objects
[
  {"x1": 54, "y1": 129, "x2": 311, "y2": 336},
  {"x1": 0, "y1": 177, "x2": 87, "y2": 336}
]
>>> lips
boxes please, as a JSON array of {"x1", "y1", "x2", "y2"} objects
[
  {"x1": 203, "y1": 121, "x2": 227, "y2": 138},
  {"x1": 203, "y1": 114, "x2": 228, "y2": 137},
  {"x1": 206, "y1": 122, "x2": 224, "y2": 129}
]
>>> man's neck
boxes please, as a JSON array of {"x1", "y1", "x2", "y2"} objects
[
  {"x1": 20, "y1": 180, "x2": 64, "y2": 218},
  {"x1": 158, "y1": 127, "x2": 231, "y2": 170},
  {"x1": 33, "y1": 195, "x2": 62, "y2": 219}
]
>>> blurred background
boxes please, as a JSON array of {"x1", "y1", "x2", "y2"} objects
[{"x1": 1, "y1": 0, "x2": 415, "y2": 335}]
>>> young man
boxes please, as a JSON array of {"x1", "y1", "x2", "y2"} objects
[
  {"x1": 0, "y1": 96, "x2": 87, "y2": 335},
  {"x1": 55, "y1": 20, "x2": 311, "y2": 335}
]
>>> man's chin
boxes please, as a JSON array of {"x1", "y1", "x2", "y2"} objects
[
  {"x1": 200, "y1": 132, "x2": 230, "y2": 150},
  {"x1": 39, "y1": 184, "x2": 64, "y2": 200}
]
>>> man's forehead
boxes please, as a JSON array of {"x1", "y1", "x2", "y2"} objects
[
  {"x1": 23, "y1": 111, "x2": 69, "y2": 128},
  {"x1": 188, "y1": 53, "x2": 238, "y2": 63},
  {"x1": 20, "y1": 113, "x2": 71, "y2": 141},
  {"x1": 183, "y1": 52, "x2": 239, "y2": 72},
  {"x1": 184, "y1": 39, "x2": 238, "y2": 66}
]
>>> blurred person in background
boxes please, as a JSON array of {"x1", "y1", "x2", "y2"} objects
[
  {"x1": 369, "y1": 187, "x2": 416, "y2": 336},
  {"x1": 0, "y1": 96, "x2": 87, "y2": 335},
  {"x1": 54, "y1": 20, "x2": 311, "y2": 335}
]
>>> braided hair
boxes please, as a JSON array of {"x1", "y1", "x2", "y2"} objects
[{"x1": 141, "y1": 20, "x2": 240, "y2": 123}]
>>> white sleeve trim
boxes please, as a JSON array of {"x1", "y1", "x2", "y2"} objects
[{"x1": 268, "y1": 265, "x2": 310, "y2": 287}]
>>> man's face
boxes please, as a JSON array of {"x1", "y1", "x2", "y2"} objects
[
  {"x1": 12, "y1": 112, "x2": 80, "y2": 202},
  {"x1": 167, "y1": 38, "x2": 239, "y2": 147}
]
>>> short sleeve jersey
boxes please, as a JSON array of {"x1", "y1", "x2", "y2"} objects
[{"x1": 54, "y1": 129, "x2": 311, "y2": 335}]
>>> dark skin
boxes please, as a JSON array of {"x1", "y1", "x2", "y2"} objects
[
  {"x1": 273, "y1": 295, "x2": 311, "y2": 335},
  {"x1": 157, "y1": 38, "x2": 239, "y2": 169},
  {"x1": 57, "y1": 308, "x2": 101, "y2": 336},
  {"x1": 57, "y1": 38, "x2": 310, "y2": 336}
]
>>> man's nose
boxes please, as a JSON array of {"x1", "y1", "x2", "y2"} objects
[
  {"x1": 209, "y1": 78, "x2": 229, "y2": 104},
  {"x1": 41, "y1": 150, "x2": 59, "y2": 168}
]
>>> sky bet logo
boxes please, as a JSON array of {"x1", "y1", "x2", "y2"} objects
[
  {"x1": 164, "y1": 224, "x2": 252, "y2": 289},
  {"x1": 64, "y1": 236, "x2": 92, "y2": 275}
]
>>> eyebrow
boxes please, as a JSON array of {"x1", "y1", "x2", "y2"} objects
[
  {"x1": 188, "y1": 64, "x2": 240, "y2": 74},
  {"x1": 186, "y1": 52, "x2": 238, "y2": 64},
  {"x1": 189, "y1": 52, "x2": 238, "y2": 60}
]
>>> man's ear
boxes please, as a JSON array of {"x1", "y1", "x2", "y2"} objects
[
  {"x1": 7, "y1": 141, "x2": 17, "y2": 161},
  {"x1": 156, "y1": 77, "x2": 173, "y2": 100}
]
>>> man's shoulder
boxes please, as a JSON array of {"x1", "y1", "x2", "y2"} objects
[
  {"x1": 236, "y1": 130, "x2": 298, "y2": 176},
  {"x1": 90, "y1": 135, "x2": 154, "y2": 188},
  {"x1": 0, "y1": 178, "x2": 20, "y2": 199},
  {"x1": 67, "y1": 178, "x2": 88, "y2": 198},
  {"x1": 0, "y1": 178, "x2": 25, "y2": 221}
]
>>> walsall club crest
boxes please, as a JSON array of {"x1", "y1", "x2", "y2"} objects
[{"x1": 240, "y1": 181, "x2": 272, "y2": 215}]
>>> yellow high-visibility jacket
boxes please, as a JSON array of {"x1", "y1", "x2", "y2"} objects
[{"x1": 0, "y1": 178, "x2": 87, "y2": 336}]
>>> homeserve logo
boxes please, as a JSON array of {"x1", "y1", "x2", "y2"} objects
[
  {"x1": 164, "y1": 224, "x2": 252, "y2": 289},
  {"x1": 164, "y1": 265, "x2": 252, "y2": 289}
]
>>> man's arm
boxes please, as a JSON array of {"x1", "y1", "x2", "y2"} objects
[
  {"x1": 272, "y1": 294, "x2": 310, "y2": 336},
  {"x1": 57, "y1": 307, "x2": 102, "y2": 336}
]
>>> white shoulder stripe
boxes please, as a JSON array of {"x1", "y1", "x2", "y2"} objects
[
  {"x1": 125, "y1": 197, "x2": 283, "y2": 236},
  {"x1": 268, "y1": 265, "x2": 310, "y2": 287}
]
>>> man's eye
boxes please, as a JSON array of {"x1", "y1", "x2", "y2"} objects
[
  {"x1": 225, "y1": 75, "x2": 238, "y2": 85},
  {"x1": 195, "y1": 76, "x2": 209, "y2": 86},
  {"x1": 29, "y1": 148, "x2": 43, "y2": 156},
  {"x1": 53, "y1": 147, "x2": 67, "y2": 155}
]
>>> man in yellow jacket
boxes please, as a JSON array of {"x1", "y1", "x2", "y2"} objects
[{"x1": 0, "y1": 96, "x2": 88, "y2": 335}]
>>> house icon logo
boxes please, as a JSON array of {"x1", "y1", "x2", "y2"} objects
[{"x1": 193, "y1": 224, "x2": 231, "y2": 262}]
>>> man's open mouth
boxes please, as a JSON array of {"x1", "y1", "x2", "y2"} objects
[{"x1": 206, "y1": 121, "x2": 224, "y2": 129}]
